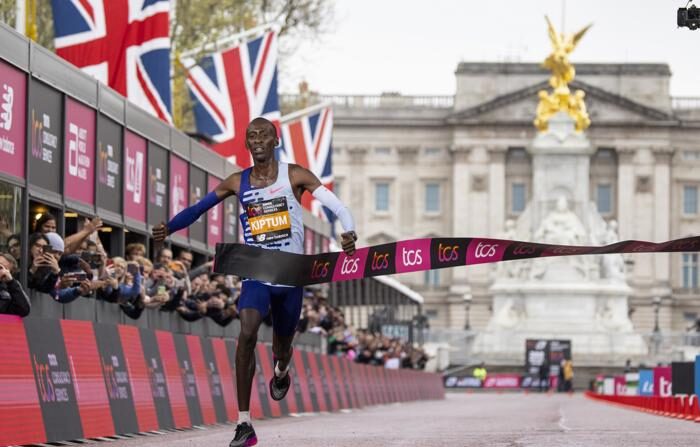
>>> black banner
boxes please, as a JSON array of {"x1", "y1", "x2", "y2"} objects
[
  {"x1": 199, "y1": 338, "x2": 228, "y2": 423},
  {"x1": 172, "y1": 334, "x2": 203, "y2": 426},
  {"x1": 671, "y1": 361, "x2": 695, "y2": 395},
  {"x1": 93, "y1": 323, "x2": 139, "y2": 435},
  {"x1": 23, "y1": 318, "x2": 83, "y2": 442},
  {"x1": 139, "y1": 328, "x2": 175, "y2": 429},
  {"x1": 189, "y1": 165, "x2": 207, "y2": 244},
  {"x1": 214, "y1": 235, "x2": 700, "y2": 286},
  {"x1": 28, "y1": 80, "x2": 62, "y2": 195},
  {"x1": 253, "y1": 347, "x2": 272, "y2": 418},
  {"x1": 223, "y1": 197, "x2": 238, "y2": 243},
  {"x1": 96, "y1": 115, "x2": 123, "y2": 215},
  {"x1": 147, "y1": 142, "x2": 168, "y2": 227}
]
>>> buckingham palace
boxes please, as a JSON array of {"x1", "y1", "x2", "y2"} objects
[{"x1": 284, "y1": 62, "x2": 700, "y2": 354}]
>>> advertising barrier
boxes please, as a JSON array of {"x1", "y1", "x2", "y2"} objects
[{"x1": 0, "y1": 316, "x2": 443, "y2": 446}]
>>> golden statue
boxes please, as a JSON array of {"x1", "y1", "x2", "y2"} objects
[{"x1": 534, "y1": 16, "x2": 592, "y2": 133}]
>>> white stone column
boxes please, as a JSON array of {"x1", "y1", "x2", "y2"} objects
[{"x1": 652, "y1": 147, "x2": 672, "y2": 285}]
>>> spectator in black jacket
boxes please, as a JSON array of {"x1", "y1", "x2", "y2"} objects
[{"x1": 0, "y1": 252, "x2": 30, "y2": 317}]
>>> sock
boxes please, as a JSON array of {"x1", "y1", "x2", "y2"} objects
[
  {"x1": 275, "y1": 362, "x2": 290, "y2": 378},
  {"x1": 238, "y1": 411, "x2": 251, "y2": 424}
]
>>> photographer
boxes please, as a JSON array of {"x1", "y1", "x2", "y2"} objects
[
  {"x1": 0, "y1": 252, "x2": 30, "y2": 317},
  {"x1": 98, "y1": 257, "x2": 142, "y2": 303},
  {"x1": 27, "y1": 233, "x2": 60, "y2": 295},
  {"x1": 54, "y1": 252, "x2": 92, "y2": 303},
  {"x1": 144, "y1": 263, "x2": 183, "y2": 311}
]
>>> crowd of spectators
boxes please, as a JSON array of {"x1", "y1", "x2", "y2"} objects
[
  {"x1": 297, "y1": 290, "x2": 429, "y2": 370},
  {"x1": 1, "y1": 211, "x2": 240, "y2": 326},
  {"x1": 0, "y1": 210, "x2": 428, "y2": 370}
]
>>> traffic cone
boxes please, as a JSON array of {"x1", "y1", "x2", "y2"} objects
[
  {"x1": 685, "y1": 395, "x2": 698, "y2": 421},
  {"x1": 674, "y1": 396, "x2": 686, "y2": 419}
]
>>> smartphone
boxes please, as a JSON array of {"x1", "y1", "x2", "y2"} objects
[
  {"x1": 72, "y1": 272, "x2": 87, "y2": 282},
  {"x1": 126, "y1": 263, "x2": 139, "y2": 276},
  {"x1": 157, "y1": 285, "x2": 166, "y2": 295}
]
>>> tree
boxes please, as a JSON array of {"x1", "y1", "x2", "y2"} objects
[{"x1": 0, "y1": 0, "x2": 333, "y2": 130}]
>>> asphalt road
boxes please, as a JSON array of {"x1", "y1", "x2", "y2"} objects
[{"x1": 99, "y1": 393, "x2": 700, "y2": 447}]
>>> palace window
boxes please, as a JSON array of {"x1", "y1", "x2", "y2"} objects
[
  {"x1": 596, "y1": 183, "x2": 613, "y2": 215},
  {"x1": 511, "y1": 183, "x2": 526, "y2": 213},
  {"x1": 375, "y1": 182, "x2": 390, "y2": 212},
  {"x1": 682, "y1": 253, "x2": 699, "y2": 289},
  {"x1": 425, "y1": 183, "x2": 440, "y2": 213},
  {"x1": 683, "y1": 185, "x2": 698, "y2": 215}
]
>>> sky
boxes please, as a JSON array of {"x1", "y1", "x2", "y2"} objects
[{"x1": 281, "y1": 0, "x2": 699, "y2": 97}]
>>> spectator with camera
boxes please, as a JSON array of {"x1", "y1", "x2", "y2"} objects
[
  {"x1": 53, "y1": 239, "x2": 93, "y2": 303},
  {"x1": 27, "y1": 232, "x2": 60, "y2": 295},
  {"x1": 0, "y1": 252, "x2": 30, "y2": 317}
]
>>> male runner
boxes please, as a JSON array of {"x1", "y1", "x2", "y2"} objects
[{"x1": 152, "y1": 117, "x2": 357, "y2": 447}]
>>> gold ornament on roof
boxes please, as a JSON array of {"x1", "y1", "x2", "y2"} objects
[{"x1": 534, "y1": 16, "x2": 592, "y2": 133}]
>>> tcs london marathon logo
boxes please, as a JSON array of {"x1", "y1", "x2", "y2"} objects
[
  {"x1": 332, "y1": 248, "x2": 369, "y2": 281},
  {"x1": 396, "y1": 239, "x2": 431, "y2": 273},
  {"x1": 309, "y1": 253, "x2": 341, "y2": 282},
  {"x1": 466, "y1": 239, "x2": 508, "y2": 265},
  {"x1": 364, "y1": 243, "x2": 397, "y2": 277},
  {"x1": 430, "y1": 238, "x2": 468, "y2": 268}
]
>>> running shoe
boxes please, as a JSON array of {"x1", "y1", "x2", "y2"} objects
[
  {"x1": 269, "y1": 365, "x2": 291, "y2": 401},
  {"x1": 229, "y1": 422, "x2": 257, "y2": 447}
]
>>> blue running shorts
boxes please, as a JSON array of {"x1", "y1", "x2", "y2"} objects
[{"x1": 237, "y1": 280, "x2": 304, "y2": 337}]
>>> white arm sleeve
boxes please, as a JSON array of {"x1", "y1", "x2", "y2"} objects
[{"x1": 312, "y1": 186, "x2": 355, "y2": 232}]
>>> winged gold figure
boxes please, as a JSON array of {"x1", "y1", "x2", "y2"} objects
[{"x1": 534, "y1": 16, "x2": 593, "y2": 133}]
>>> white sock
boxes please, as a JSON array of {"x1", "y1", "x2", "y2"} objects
[
  {"x1": 275, "y1": 362, "x2": 290, "y2": 378},
  {"x1": 238, "y1": 411, "x2": 251, "y2": 424}
]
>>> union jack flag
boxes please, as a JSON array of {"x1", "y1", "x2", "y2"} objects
[
  {"x1": 185, "y1": 30, "x2": 280, "y2": 168},
  {"x1": 51, "y1": 0, "x2": 172, "y2": 123},
  {"x1": 278, "y1": 105, "x2": 334, "y2": 222}
]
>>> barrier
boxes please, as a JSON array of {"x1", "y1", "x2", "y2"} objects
[
  {"x1": 585, "y1": 391, "x2": 700, "y2": 423},
  {"x1": 0, "y1": 315, "x2": 444, "y2": 446}
]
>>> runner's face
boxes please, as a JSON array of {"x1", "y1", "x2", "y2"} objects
[{"x1": 246, "y1": 122, "x2": 277, "y2": 163}]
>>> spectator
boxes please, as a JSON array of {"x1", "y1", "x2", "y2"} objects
[
  {"x1": 156, "y1": 247, "x2": 173, "y2": 265},
  {"x1": 0, "y1": 252, "x2": 30, "y2": 317},
  {"x1": 563, "y1": 359, "x2": 574, "y2": 392},
  {"x1": 27, "y1": 232, "x2": 60, "y2": 295},
  {"x1": 125, "y1": 242, "x2": 146, "y2": 261},
  {"x1": 98, "y1": 257, "x2": 142, "y2": 305},
  {"x1": 6, "y1": 234, "x2": 20, "y2": 269},
  {"x1": 539, "y1": 362, "x2": 550, "y2": 392},
  {"x1": 34, "y1": 212, "x2": 57, "y2": 234},
  {"x1": 63, "y1": 216, "x2": 103, "y2": 254},
  {"x1": 473, "y1": 362, "x2": 487, "y2": 382},
  {"x1": 53, "y1": 244, "x2": 93, "y2": 304},
  {"x1": 176, "y1": 249, "x2": 194, "y2": 271}
]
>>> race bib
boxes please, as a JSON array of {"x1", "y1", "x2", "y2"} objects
[{"x1": 246, "y1": 197, "x2": 292, "y2": 243}]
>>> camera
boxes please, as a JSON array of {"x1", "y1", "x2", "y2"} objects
[{"x1": 678, "y1": 4, "x2": 700, "y2": 29}]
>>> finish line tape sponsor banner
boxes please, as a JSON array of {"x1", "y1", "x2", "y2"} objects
[
  {"x1": 214, "y1": 236, "x2": 700, "y2": 286},
  {"x1": 0, "y1": 316, "x2": 443, "y2": 445}
]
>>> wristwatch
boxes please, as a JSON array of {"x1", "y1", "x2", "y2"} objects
[{"x1": 346, "y1": 231, "x2": 358, "y2": 241}]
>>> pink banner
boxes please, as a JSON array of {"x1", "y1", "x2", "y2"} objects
[
  {"x1": 614, "y1": 375, "x2": 627, "y2": 396},
  {"x1": 0, "y1": 61, "x2": 26, "y2": 180},
  {"x1": 653, "y1": 367, "x2": 672, "y2": 397},
  {"x1": 207, "y1": 176, "x2": 223, "y2": 247},
  {"x1": 169, "y1": 155, "x2": 189, "y2": 237},
  {"x1": 123, "y1": 131, "x2": 147, "y2": 222},
  {"x1": 64, "y1": 98, "x2": 95, "y2": 206},
  {"x1": 482, "y1": 374, "x2": 521, "y2": 389}
]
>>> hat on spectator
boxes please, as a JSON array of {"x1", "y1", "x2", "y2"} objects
[{"x1": 45, "y1": 232, "x2": 65, "y2": 253}]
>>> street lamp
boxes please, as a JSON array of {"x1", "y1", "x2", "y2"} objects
[
  {"x1": 652, "y1": 296, "x2": 662, "y2": 334},
  {"x1": 651, "y1": 296, "x2": 662, "y2": 355}
]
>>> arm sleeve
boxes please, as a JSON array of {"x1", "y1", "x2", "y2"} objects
[
  {"x1": 166, "y1": 191, "x2": 223, "y2": 234},
  {"x1": 311, "y1": 186, "x2": 355, "y2": 232}
]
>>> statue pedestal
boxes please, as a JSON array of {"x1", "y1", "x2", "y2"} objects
[{"x1": 473, "y1": 114, "x2": 647, "y2": 366}]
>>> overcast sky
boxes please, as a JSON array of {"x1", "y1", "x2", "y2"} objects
[{"x1": 281, "y1": 0, "x2": 698, "y2": 97}]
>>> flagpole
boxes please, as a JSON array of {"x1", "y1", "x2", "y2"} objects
[
  {"x1": 179, "y1": 21, "x2": 282, "y2": 62},
  {"x1": 15, "y1": 0, "x2": 25, "y2": 34},
  {"x1": 280, "y1": 102, "x2": 332, "y2": 124}
]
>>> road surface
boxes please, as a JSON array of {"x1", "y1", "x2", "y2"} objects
[{"x1": 97, "y1": 393, "x2": 700, "y2": 447}]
